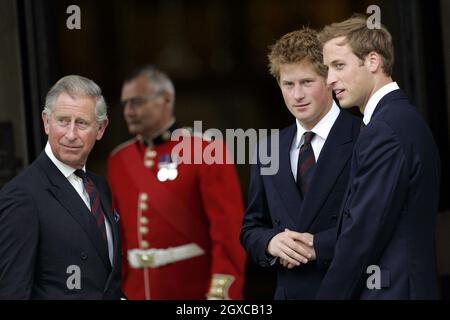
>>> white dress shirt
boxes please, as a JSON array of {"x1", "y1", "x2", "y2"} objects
[
  {"x1": 290, "y1": 101, "x2": 341, "y2": 180},
  {"x1": 363, "y1": 82, "x2": 400, "y2": 125},
  {"x1": 45, "y1": 142, "x2": 114, "y2": 265}
]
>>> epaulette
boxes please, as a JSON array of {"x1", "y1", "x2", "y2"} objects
[{"x1": 110, "y1": 138, "x2": 137, "y2": 157}]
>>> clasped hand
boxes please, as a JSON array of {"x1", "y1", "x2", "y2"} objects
[{"x1": 267, "y1": 228, "x2": 316, "y2": 269}]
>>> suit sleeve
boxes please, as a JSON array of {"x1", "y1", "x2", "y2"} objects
[
  {"x1": 0, "y1": 184, "x2": 39, "y2": 299},
  {"x1": 240, "y1": 156, "x2": 280, "y2": 268},
  {"x1": 313, "y1": 227, "x2": 337, "y2": 270},
  {"x1": 198, "y1": 139, "x2": 247, "y2": 299},
  {"x1": 317, "y1": 121, "x2": 408, "y2": 299}
]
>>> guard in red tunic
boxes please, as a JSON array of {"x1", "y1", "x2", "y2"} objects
[{"x1": 108, "y1": 65, "x2": 246, "y2": 300}]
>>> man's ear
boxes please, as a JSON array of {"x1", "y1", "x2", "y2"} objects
[
  {"x1": 161, "y1": 91, "x2": 174, "y2": 107},
  {"x1": 366, "y1": 51, "x2": 382, "y2": 73},
  {"x1": 96, "y1": 118, "x2": 109, "y2": 140},
  {"x1": 42, "y1": 112, "x2": 50, "y2": 135}
]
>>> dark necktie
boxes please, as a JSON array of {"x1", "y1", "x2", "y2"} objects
[
  {"x1": 297, "y1": 131, "x2": 316, "y2": 197},
  {"x1": 74, "y1": 169, "x2": 107, "y2": 242}
]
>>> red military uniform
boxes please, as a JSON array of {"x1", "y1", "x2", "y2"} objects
[{"x1": 107, "y1": 123, "x2": 246, "y2": 300}]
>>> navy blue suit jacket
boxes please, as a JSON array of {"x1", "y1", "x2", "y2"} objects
[
  {"x1": 240, "y1": 109, "x2": 361, "y2": 299},
  {"x1": 316, "y1": 89, "x2": 441, "y2": 299},
  {"x1": 0, "y1": 152, "x2": 124, "y2": 299}
]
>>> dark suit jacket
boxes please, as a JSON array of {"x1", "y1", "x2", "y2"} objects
[
  {"x1": 0, "y1": 152, "x2": 123, "y2": 299},
  {"x1": 317, "y1": 89, "x2": 440, "y2": 299},
  {"x1": 240, "y1": 109, "x2": 361, "y2": 299}
]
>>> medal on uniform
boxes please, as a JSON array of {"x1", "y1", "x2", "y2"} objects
[
  {"x1": 157, "y1": 167, "x2": 169, "y2": 182},
  {"x1": 157, "y1": 154, "x2": 178, "y2": 182},
  {"x1": 167, "y1": 162, "x2": 178, "y2": 180}
]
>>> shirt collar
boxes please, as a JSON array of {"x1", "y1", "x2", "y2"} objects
[
  {"x1": 363, "y1": 82, "x2": 400, "y2": 125},
  {"x1": 294, "y1": 101, "x2": 340, "y2": 149},
  {"x1": 45, "y1": 142, "x2": 86, "y2": 178}
]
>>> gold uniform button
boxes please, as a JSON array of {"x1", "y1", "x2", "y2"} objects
[
  {"x1": 139, "y1": 193, "x2": 148, "y2": 201},
  {"x1": 139, "y1": 216, "x2": 149, "y2": 224},
  {"x1": 139, "y1": 226, "x2": 149, "y2": 235},
  {"x1": 139, "y1": 202, "x2": 148, "y2": 211},
  {"x1": 144, "y1": 160, "x2": 154, "y2": 168},
  {"x1": 146, "y1": 150, "x2": 157, "y2": 158},
  {"x1": 140, "y1": 240, "x2": 149, "y2": 249}
]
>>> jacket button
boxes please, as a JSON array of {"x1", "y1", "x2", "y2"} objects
[
  {"x1": 139, "y1": 193, "x2": 149, "y2": 201},
  {"x1": 274, "y1": 219, "x2": 280, "y2": 225},
  {"x1": 140, "y1": 216, "x2": 149, "y2": 225},
  {"x1": 140, "y1": 240, "x2": 150, "y2": 249},
  {"x1": 80, "y1": 252, "x2": 88, "y2": 260},
  {"x1": 344, "y1": 210, "x2": 351, "y2": 218}
]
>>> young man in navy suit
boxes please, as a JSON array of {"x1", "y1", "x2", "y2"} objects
[
  {"x1": 240, "y1": 28, "x2": 361, "y2": 299},
  {"x1": 317, "y1": 15, "x2": 440, "y2": 299},
  {"x1": 0, "y1": 75, "x2": 124, "y2": 299}
]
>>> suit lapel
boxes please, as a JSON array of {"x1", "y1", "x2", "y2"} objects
[
  {"x1": 37, "y1": 152, "x2": 91, "y2": 234},
  {"x1": 86, "y1": 173, "x2": 113, "y2": 270},
  {"x1": 336, "y1": 89, "x2": 404, "y2": 234},
  {"x1": 91, "y1": 173, "x2": 114, "y2": 243},
  {"x1": 271, "y1": 124, "x2": 303, "y2": 225},
  {"x1": 90, "y1": 173, "x2": 118, "y2": 290},
  {"x1": 37, "y1": 153, "x2": 111, "y2": 270},
  {"x1": 297, "y1": 111, "x2": 355, "y2": 231}
]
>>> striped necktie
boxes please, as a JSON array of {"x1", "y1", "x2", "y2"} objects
[
  {"x1": 297, "y1": 131, "x2": 316, "y2": 197},
  {"x1": 74, "y1": 169, "x2": 107, "y2": 242}
]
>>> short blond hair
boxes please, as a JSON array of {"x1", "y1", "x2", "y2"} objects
[
  {"x1": 268, "y1": 27, "x2": 327, "y2": 80},
  {"x1": 318, "y1": 14, "x2": 394, "y2": 76}
]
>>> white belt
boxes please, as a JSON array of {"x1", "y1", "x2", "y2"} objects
[{"x1": 128, "y1": 243, "x2": 205, "y2": 268}]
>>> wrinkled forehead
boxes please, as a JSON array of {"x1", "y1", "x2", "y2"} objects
[{"x1": 52, "y1": 92, "x2": 96, "y2": 116}]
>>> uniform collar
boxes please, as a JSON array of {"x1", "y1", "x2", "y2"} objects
[{"x1": 138, "y1": 118, "x2": 178, "y2": 147}]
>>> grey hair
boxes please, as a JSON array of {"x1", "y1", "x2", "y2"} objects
[
  {"x1": 124, "y1": 65, "x2": 175, "y2": 109},
  {"x1": 43, "y1": 75, "x2": 108, "y2": 125}
]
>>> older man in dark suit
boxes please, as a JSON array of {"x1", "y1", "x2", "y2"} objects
[{"x1": 0, "y1": 75, "x2": 124, "y2": 299}]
